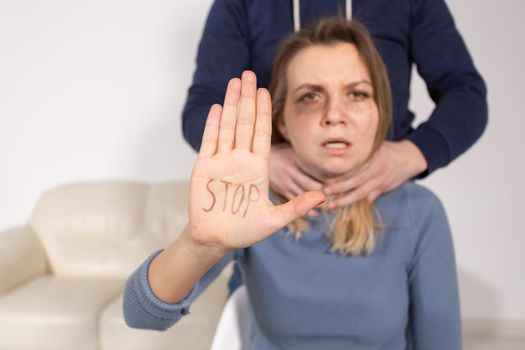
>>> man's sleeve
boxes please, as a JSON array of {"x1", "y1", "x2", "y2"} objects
[
  {"x1": 406, "y1": 188, "x2": 461, "y2": 349},
  {"x1": 123, "y1": 249, "x2": 235, "y2": 330},
  {"x1": 408, "y1": 0, "x2": 488, "y2": 176},
  {"x1": 182, "y1": 0, "x2": 251, "y2": 152}
]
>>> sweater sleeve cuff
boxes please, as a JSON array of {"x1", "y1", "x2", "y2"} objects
[
  {"x1": 407, "y1": 125, "x2": 453, "y2": 178},
  {"x1": 139, "y1": 249, "x2": 200, "y2": 313},
  {"x1": 124, "y1": 250, "x2": 201, "y2": 330}
]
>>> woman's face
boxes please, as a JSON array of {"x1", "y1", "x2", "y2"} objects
[{"x1": 278, "y1": 43, "x2": 379, "y2": 181}]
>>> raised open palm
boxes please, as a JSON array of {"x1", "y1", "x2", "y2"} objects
[{"x1": 189, "y1": 71, "x2": 324, "y2": 249}]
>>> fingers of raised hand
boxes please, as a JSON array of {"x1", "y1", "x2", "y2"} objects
[
  {"x1": 199, "y1": 104, "x2": 223, "y2": 158},
  {"x1": 269, "y1": 190, "x2": 325, "y2": 230},
  {"x1": 203, "y1": 71, "x2": 272, "y2": 158},
  {"x1": 252, "y1": 88, "x2": 272, "y2": 159},
  {"x1": 235, "y1": 71, "x2": 257, "y2": 151},
  {"x1": 217, "y1": 77, "x2": 241, "y2": 153}
]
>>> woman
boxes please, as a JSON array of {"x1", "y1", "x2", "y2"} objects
[{"x1": 124, "y1": 18, "x2": 461, "y2": 349}]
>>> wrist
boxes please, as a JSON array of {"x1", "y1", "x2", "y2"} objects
[
  {"x1": 181, "y1": 225, "x2": 232, "y2": 262},
  {"x1": 400, "y1": 140, "x2": 428, "y2": 177},
  {"x1": 148, "y1": 226, "x2": 230, "y2": 304}
]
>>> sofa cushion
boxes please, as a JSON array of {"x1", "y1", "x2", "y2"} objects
[
  {"x1": 144, "y1": 182, "x2": 190, "y2": 244},
  {"x1": 30, "y1": 182, "x2": 162, "y2": 278},
  {"x1": 0, "y1": 275, "x2": 123, "y2": 350},
  {"x1": 0, "y1": 226, "x2": 48, "y2": 295}
]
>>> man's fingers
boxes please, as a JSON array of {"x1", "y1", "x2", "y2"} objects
[
  {"x1": 235, "y1": 71, "x2": 258, "y2": 151},
  {"x1": 198, "y1": 104, "x2": 222, "y2": 158},
  {"x1": 329, "y1": 177, "x2": 382, "y2": 209},
  {"x1": 218, "y1": 78, "x2": 241, "y2": 153},
  {"x1": 293, "y1": 168, "x2": 323, "y2": 191},
  {"x1": 274, "y1": 180, "x2": 303, "y2": 200},
  {"x1": 367, "y1": 190, "x2": 381, "y2": 203},
  {"x1": 269, "y1": 191, "x2": 325, "y2": 230},
  {"x1": 324, "y1": 170, "x2": 366, "y2": 196},
  {"x1": 252, "y1": 88, "x2": 272, "y2": 158},
  {"x1": 324, "y1": 154, "x2": 383, "y2": 195}
]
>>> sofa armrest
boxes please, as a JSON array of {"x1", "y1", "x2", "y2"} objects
[{"x1": 0, "y1": 226, "x2": 49, "y2": 295}]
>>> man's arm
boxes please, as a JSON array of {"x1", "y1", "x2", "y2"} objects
[
  {"x1": 182, "y1": 0, "x2": 251, "y2": 152},
  {"x1": 408, "y1": 0, "x2": 488, "y2": 176}
]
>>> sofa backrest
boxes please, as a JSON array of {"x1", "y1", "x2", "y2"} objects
[{"x1": 29, "y1": 181, "x2": 189, "y2": 278}]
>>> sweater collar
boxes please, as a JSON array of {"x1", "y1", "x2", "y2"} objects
[{"x1": 292, "y1": 0, "x2": 353, "y2": 31}]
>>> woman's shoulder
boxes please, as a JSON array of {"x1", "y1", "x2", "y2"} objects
[
  {"x1": 377, "y1": 182, "x2": 448, "y2": 232},
  {"x1": 381, "y1": 182, "x2": 444, "y2": 210},
  {"x1": 375, "y1": 183, "x2": 452, "y2": 265}
]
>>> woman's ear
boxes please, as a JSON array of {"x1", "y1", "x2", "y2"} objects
[{"x1": 277, "y1": 117, "x2": 289, "y2": 141}]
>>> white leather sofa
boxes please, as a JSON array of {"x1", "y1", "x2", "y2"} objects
[{"x1": 0, "y1": 181, "x2": 232, "y2": 350}]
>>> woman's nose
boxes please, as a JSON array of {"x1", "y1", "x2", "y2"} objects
[{"x1": 321, "y1": 101, "x2": 347, "y2": 126}]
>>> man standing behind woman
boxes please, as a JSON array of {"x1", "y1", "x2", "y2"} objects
[{"x1": 181, "y1": 0, "x2": 487, "y2": 292}]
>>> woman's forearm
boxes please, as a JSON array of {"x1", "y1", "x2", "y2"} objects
[{"x1": 148, "y1": 225, "x2": 231, "y2": 304}]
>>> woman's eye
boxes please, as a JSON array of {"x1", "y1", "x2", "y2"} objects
[
  {"x1": 349, "y1": 90, "x2": 370, "y2": 100},
  {"x1": 298, "y1": 92, "x2": 319, "y2": 103}
]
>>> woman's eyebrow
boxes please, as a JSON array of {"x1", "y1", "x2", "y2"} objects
[
  {"x1": 346, "y1": 80, "x2": 373, "y2": 88},
  {"x1": 292, "y1": 83, "x2": 323, "y2": 93},
  {"x1": 292, "y1": 80, "x2": 372, "y2": 93}
]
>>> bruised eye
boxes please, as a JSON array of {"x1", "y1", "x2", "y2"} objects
[{"x1": 297, "y1": 92, "x2": 320, "y2": 103}]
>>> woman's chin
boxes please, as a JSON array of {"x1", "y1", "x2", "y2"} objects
[
  {"x1": 315, "y1": 162, "x2": 358, "y2": 181},
  {"x1": 296, "y1": 156, "x2": 361, "y2": 182},
  {"x1": 320, "y1": 168, "x2": 352, "y2": 179},
  {"x1": 322, "y1": 159, "x2": 358, "y2": 175}
]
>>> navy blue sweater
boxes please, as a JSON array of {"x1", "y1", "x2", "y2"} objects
[{"x1": 182, "y1": 0, "x2": 487, "y2": 176}]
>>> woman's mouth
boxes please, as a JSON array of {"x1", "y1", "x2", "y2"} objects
[{"x1": 321, "y1": 139, "x2": 351, "y2": 155}]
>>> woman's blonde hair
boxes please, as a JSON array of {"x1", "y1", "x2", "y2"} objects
[{"x1": 269, "y1": 18, "x2": 392, "y2": 255}]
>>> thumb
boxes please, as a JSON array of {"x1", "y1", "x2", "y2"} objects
[{"x1": 269, "y1": 191, "x2": 326, "y2": 229}]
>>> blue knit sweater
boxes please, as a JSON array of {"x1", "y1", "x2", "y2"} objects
[
  {"x1": 182, "y1": 0, "x2": 487, "y2": 177},
  {"x1": 123, "y1": 182, "x2": 461, "y2": 349}
]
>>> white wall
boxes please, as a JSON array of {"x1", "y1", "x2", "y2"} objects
[
  {"x1": 1, "y1": 0, "x2": 524, "y2": 322},
  {"x1": 411, "y1": 0, "x2": 525, "y2": 322}
]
